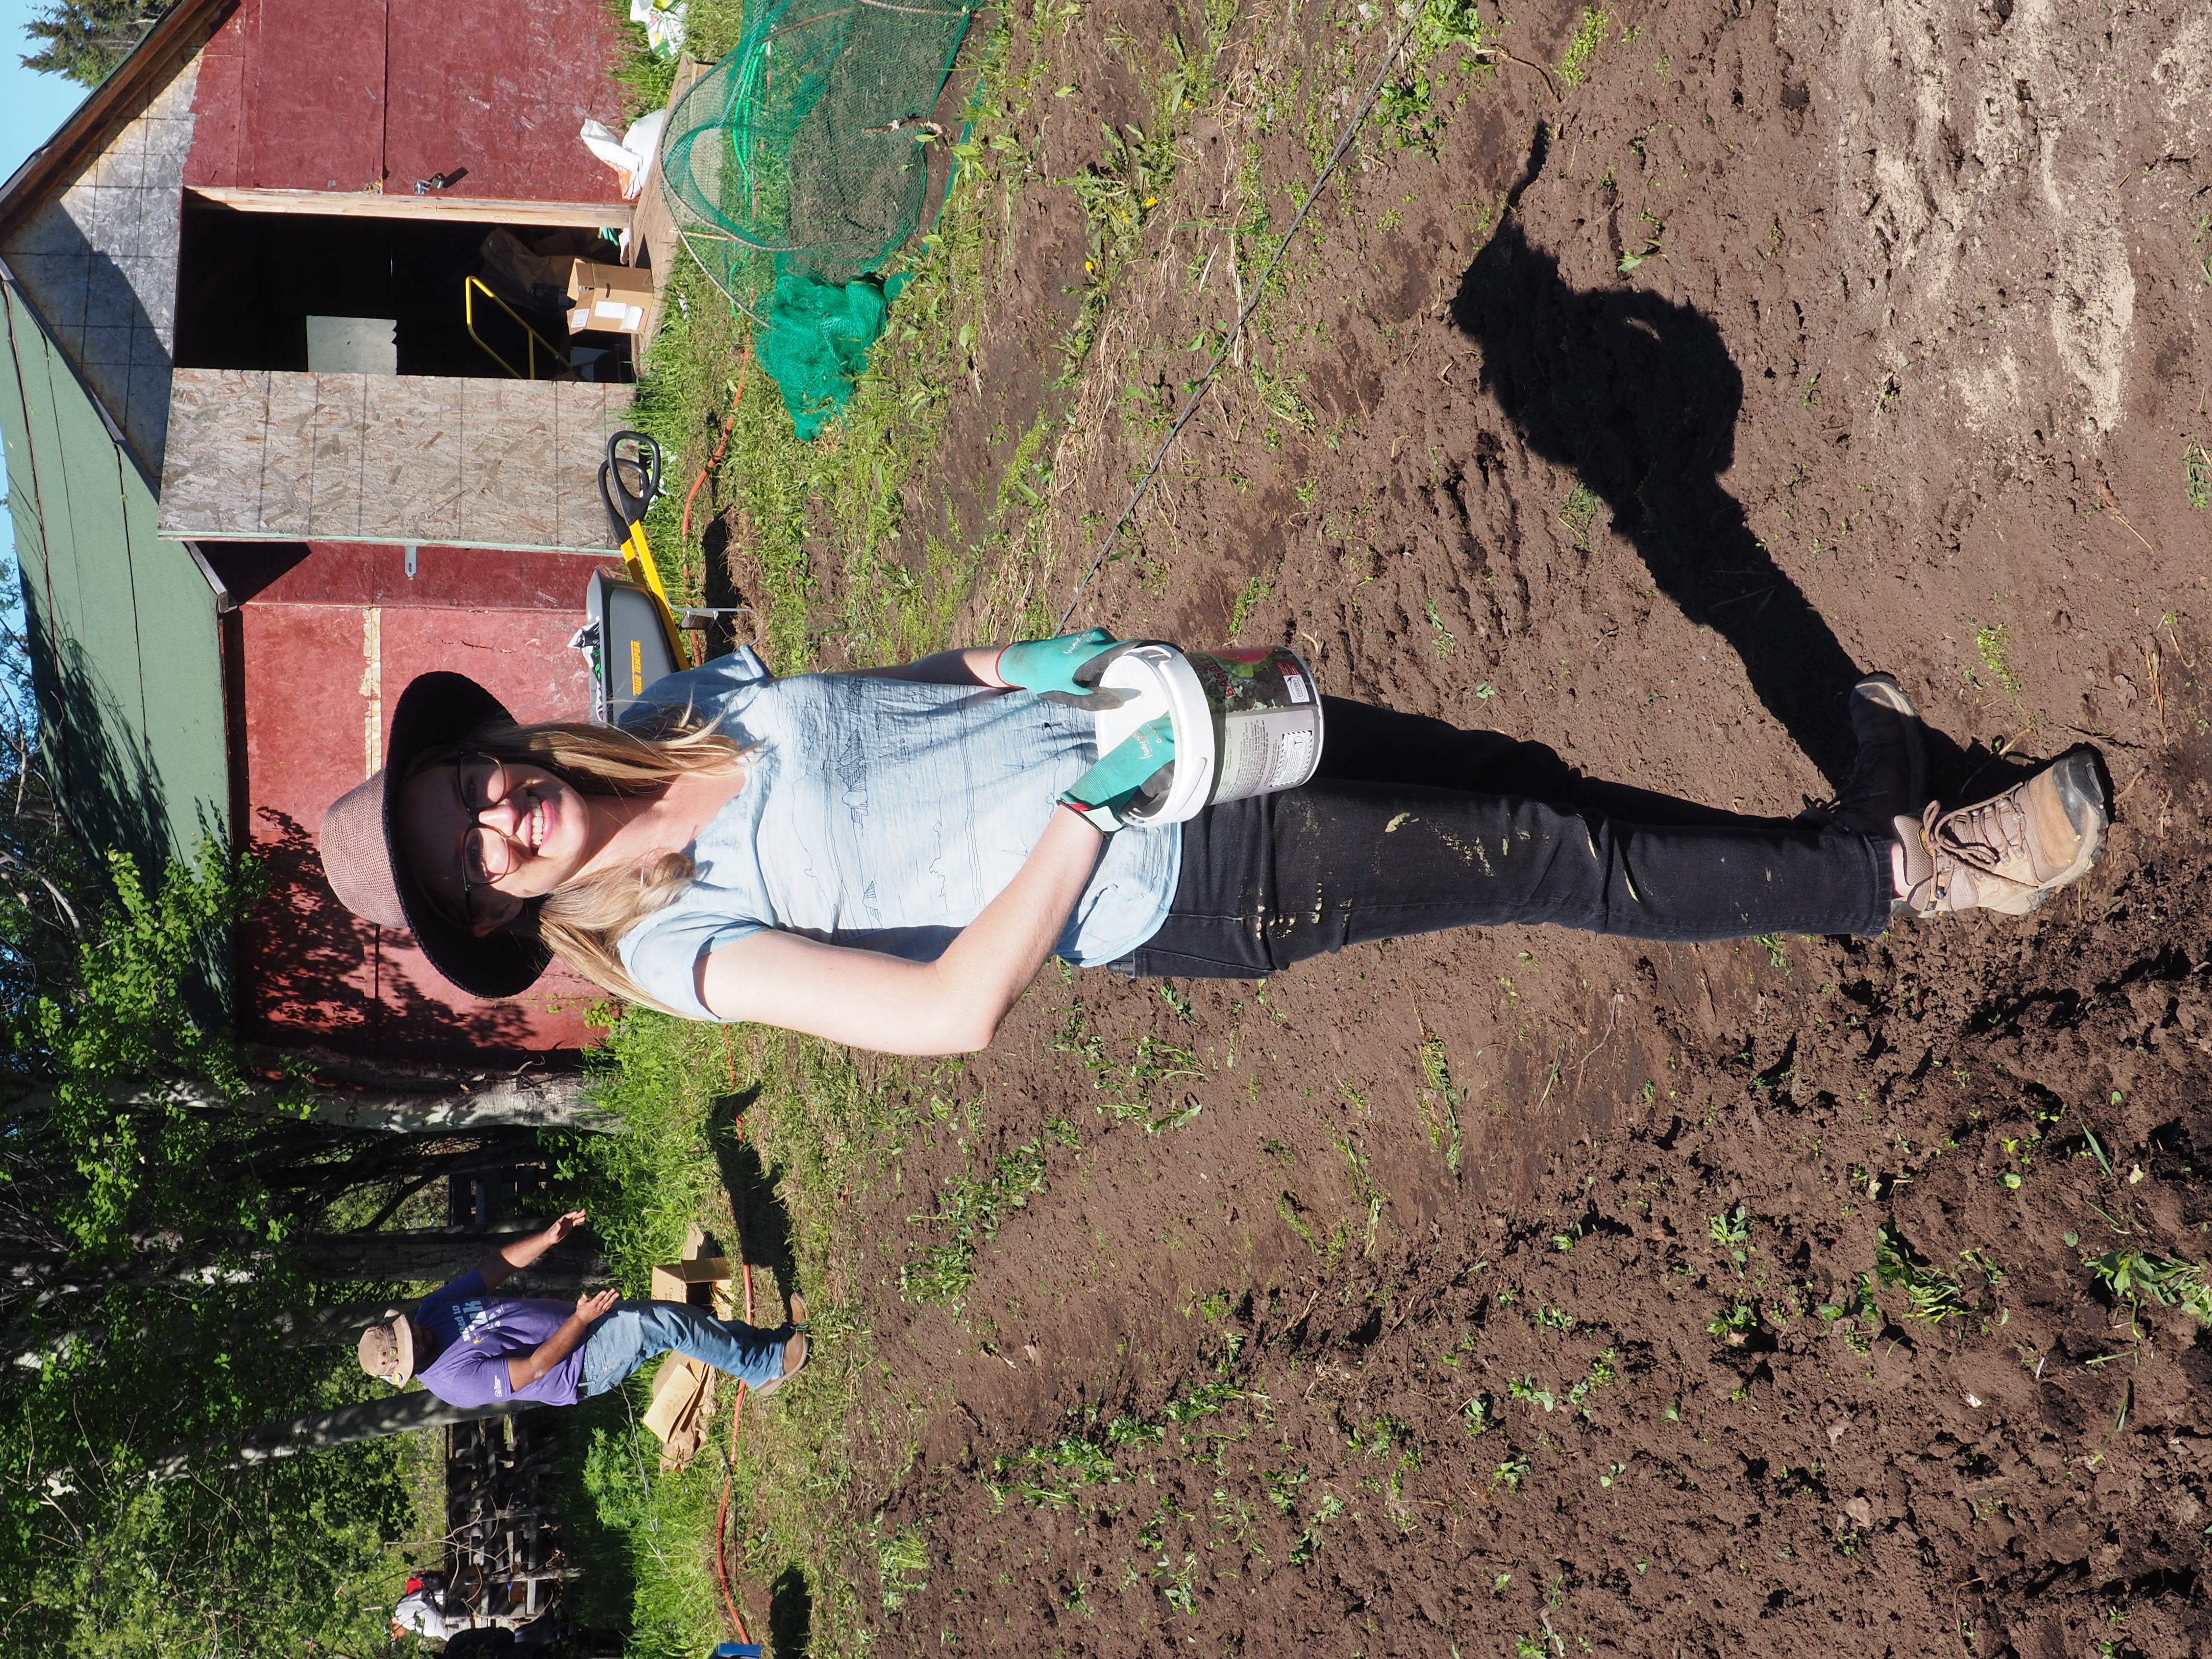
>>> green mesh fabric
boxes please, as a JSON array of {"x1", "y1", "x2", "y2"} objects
[
  {"x1": 659, "y1": 0, "x2": 975, "y2": 307},
  {"x1": 757, "y1": 263, "x2": 909, "y2": 439}
]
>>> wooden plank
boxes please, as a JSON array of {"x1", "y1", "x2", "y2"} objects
[
  {"x1": 459, "y1": 375, "x2": 559, "y2": 550},
  {"x1": 357, "y1": 373, "x2": 461, "y2": 542},
  {"x1": 187, "y1": 187, "x2": 635, "y2": 231},
  {"x1": 304, "y1": 373, "x2": 368, "y2": 539},
  {"x1": 161, "y1": 370, "x2": 630, "y2": 553},
  {"x1": 154, "y1": 365, "x2": 257, "y2": 536}
]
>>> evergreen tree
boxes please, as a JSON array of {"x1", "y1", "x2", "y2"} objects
[{"x1": 19, "y1": 0, "x2": 176, "y2": 87}]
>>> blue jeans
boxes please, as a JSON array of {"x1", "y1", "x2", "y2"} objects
[{"x1": 575, "y1": 1300, "x2": 785, "y2": 1397}]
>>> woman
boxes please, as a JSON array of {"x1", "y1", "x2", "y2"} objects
[{"x1": 316, "y1": 633, "x2": 2108, "y2": 1055}]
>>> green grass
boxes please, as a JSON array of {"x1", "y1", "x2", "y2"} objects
[
  {"x1": 874, "y1": 1520, "x2": 930, "y2": 1609},
  {"x1": 901, "y1": 1117, "x2": 1080, "y2": 1306},
  {"x1": 1872, "y1": 1222, "x2": 1974, "y2": 1324},
  {"x1": 1051, "y1": 982, "x2": 1206, "y2": 1131},
  {"x1": 1972, "y1": 623, "x2": 2023, "y2": 702},
  {"x1": 2185, "y1": 438, "x2": 2210, "y2": 510},
  {"x1": 1056, "y1": 108, "x2": 1183, "y2": 382},
  {"x1": 2088, "y1": 1250, "x2": 2212, "y2": 1324},
  {"x1": 1560, "y1": 480, "x2": 1602, "y2": 548},
  {"x1": 1556, "y1": 8, "x2": 1611, "y2": 86},
  {"x1": 1416, "y1": 1037, "x2": 1464, "y2": 1174},
  {"x1": 543, "y1": 1008, "x2": 912, "y2": 1658},
  {"x1": 1229, "y1": 566, "x2": 1276, "y2": 637},
  {"x1": 1372, "y1": 0, "x2": 1497, "y2": 151}
]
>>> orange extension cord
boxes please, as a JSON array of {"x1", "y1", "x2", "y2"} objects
[
  {"x1": 709, "y1": 1027, "x2": 759, "y2": 1645},
  {"x1": 678, "y1": 346, "x2": 751, "y2": 600}
]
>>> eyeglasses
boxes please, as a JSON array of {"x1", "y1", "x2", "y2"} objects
[{"x1": 451, "y1": 753, "x2": 522, "y2": 928}]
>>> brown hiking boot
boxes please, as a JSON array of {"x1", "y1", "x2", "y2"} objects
[
  {"x1": 751, "y1": 1330, "x2": 807, "y2": 1397},
  {"x1": 1831, "y1": 674, "x2": 1927, "y2": 836},
  {"x1": 1895, "y1": 749, "x2": 2108, "y2": 918},
  {"x1": 749, "y1": 1291, "x2": 808, "y2": 1397}
]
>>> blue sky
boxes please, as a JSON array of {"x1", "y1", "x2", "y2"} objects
[{"x1": 1, "y1": 0, "x2": 95, "y2": 635}]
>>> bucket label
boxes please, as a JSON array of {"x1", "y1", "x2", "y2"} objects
[
  {"x1": 1192, "y1": 649, "x2": 1300, "y2": 713},
  {"x1": 1214, "y1": 707, "x2": 1323, "y2": 801}
]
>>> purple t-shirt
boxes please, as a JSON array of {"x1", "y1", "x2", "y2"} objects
[{"x1": 414, "y1": 1270, "x2": 585, "y2": 1408}]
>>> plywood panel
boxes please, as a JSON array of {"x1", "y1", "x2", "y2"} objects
[
  {"x1": 305, "y1": 374, "x2": 369, "y2": 540},
  {"x1": 554, "y1": 382, "x2": 622, "y2": 552},
  {"x1": 461, "y1": 375, "x2": 559, "y2": 548},
  {"x1": 237, "y1": 596, "x2": 598, "y2": 1058},
  {"x1": 244, "y1": 0, "x2": 388, "y2": 192},
  {"x1": 359, "y1": 373, "x2": 460, "y2": 542},
  {"x1": 259, "y1": 369, "x2": 321, "y2": 534},
  {"x1": 160, "y1": 369, "x2": 630, "y2": 551},
  {"x1": 187, "y1": 0, "x2": 633, "y2": 208},
  {"x1": 158, "y1": 364, "x2": 258, "y2": 532},
  {"x1": 384, "y1": 0, "x2": 628, "y2": 206}
]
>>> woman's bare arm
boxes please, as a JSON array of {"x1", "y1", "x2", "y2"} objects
[
  {"x1": 695, "y1": 808, "x2": 1106, "y2": 1053},
  {"x1": 838, "y1": 648, "x2": 1011, "y2": 687}
]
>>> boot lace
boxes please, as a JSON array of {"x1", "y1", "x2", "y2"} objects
[{"x1": 1928, "y1": 793, "x2": 2028, "y2": 876}]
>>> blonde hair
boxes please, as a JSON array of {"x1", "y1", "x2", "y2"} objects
[{"x1": 418, "y1": 708, "x2": 746, "y2": 1016}]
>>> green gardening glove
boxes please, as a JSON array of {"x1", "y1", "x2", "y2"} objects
[
  {"x1": 995, "y1": 629, "x2": 1121, "y2": 698},
  {"x1": 1059, "y1": 717, "x2": 1176, "y2": 832}
]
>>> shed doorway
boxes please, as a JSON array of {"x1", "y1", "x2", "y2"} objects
[{"x1": 173, "y1": 200, "x2": 638, "y2": 383}]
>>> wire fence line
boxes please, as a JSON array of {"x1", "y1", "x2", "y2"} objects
[{"x1": 1056, "y1": 11, "x2": 1427, "y2": 631}]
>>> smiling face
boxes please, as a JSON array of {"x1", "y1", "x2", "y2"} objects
[{"x1": 396, "y1": 750, "x2": 596, "y2": 937}]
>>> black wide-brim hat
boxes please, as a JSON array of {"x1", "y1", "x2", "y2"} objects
[{"x1": 316, "y1": 671, "x2": 553, "y2": 999}]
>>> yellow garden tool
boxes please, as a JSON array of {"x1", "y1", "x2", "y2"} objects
[{"x1": 578, "y1": 430, "x2": 751, "y2": 723}]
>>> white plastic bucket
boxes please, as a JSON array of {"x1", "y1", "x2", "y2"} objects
[{"x1": 1088, "y1": 642, "x2": 1325, "y2": 825}]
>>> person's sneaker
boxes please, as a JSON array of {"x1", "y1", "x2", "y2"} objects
[
  {"x1": 1832, "y1": 673, "x2": 1926, "y2": 836},
  {"x1": 1895, "y1": 749, "x2": 2108, "y2": 918}
]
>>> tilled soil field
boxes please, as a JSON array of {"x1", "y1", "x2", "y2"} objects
[{"x1": 727, "y1": 0, "x2": 2212, "y2": 1652}]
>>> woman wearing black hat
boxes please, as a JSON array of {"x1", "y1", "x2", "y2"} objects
[{"x1": 316, "y1": 636, "x2": 2109, "y2": 1057}]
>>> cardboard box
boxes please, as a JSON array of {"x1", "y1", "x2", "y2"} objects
[
  {"x1": 650, "y1": 1255, "x2": 736, "y2": 1318},
  {"x1": 565, "y1": 257, "x2": 657, "y2": 337},
  {"x1": 642, "y1": 1351, "x2": 715, "y2": 1469}
]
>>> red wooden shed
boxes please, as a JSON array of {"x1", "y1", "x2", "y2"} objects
[{"x1": 0, "y1": 0, "x2": 661, "y2": 1061}]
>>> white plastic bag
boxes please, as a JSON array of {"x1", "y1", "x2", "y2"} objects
[{"x1": 578, "y1": 109, "x2": 666, "y2": 199}]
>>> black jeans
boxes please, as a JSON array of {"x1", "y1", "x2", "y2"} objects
[{"x1": 1124, "y1": 698, "x2": 1892, "y2": 978}]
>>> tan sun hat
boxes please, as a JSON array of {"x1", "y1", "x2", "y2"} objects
[
  {"x1": 316, "y1": 670, "x2": 553, "y2": 998},
  {"x1": 357, "y1": 1312, "x2": 417, "y2": 1387}
]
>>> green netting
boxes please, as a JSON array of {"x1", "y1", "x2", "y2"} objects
[
  {"x1": 659, "y1": 0, "x2": 977, "y2": 310},
  {"x1": 757, "y1": 264, "x2": 909, "y2": 439}
]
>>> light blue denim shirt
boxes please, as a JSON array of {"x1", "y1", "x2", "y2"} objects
[{"x1": 615, "y1": 651, "x2": 1180, "y2": 1018}]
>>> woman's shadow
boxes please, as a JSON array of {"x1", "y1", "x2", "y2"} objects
[{"x1": 1449, "y1": 126, "x2": 1867, "y2": 788}]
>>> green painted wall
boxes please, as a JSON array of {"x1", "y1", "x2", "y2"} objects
[{"x1": 0, "y1": 274, "x2": 230, "y2": 891}]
